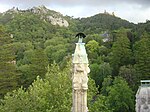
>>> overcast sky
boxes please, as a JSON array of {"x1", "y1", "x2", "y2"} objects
[{"x1": 0, "y1": 0, "x2": 150, "y2": 23}]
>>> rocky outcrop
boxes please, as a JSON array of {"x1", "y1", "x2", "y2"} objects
[
  {"x1": 30, "y1": 5, "x2": 49, "y2": 14},
  {"x1": 1, "y1": 5, "x2": 69, "y2": 27},
  {"x1": 29, "y1": 5, "x2": 69, "y2": 27},
  {"x1": 46, "y1": 16, "x2": 69, "y2": 27}
]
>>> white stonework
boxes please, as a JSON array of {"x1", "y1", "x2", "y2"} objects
[
  {"x1": 136, "y1": 80, "x2": 150, "y2": 112},
  {"x1": 73, "y1": 64, "x2": 89, "y2": 90},
  {"x1": 72, "y1": 41, "x2": 89, "y2": 112}
]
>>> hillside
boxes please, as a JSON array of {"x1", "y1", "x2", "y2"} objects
[
  {"x1": 0, "y1": 6, "x2": 136, "y2": 33},
  {"x1": 77, "y1": 13, "x2": 135, "y2": 34},
  {"x1": 0, "y1": 5, "x2": 69, "y2": 27},
  {"x1": 0, "y1": 6, "x2": 137, "y2": 44},
  {"x1": 0, "y1": 6, "x2": 150, "y2": 112}
]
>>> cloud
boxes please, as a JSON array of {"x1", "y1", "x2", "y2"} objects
[
  {"x1": 1, "y1": 0, "x2": 150, "y2": 8},
  {"x1": 1, "y1": 0, "x2": 51, "y2": 9},
  {"x1": 50, "y1": 0, "x2": 150, "y2": 9}
]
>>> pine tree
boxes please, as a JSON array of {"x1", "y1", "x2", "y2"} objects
[
  {"x1": 134, "y1": 36, "x2": 150, "y2": 80},
  {"x1": 0, "y1": 25, "x2": 19, "y2": 98},
  {"x1": 18, "y1": 49, "x2": 49, "y2": 88},
  {"x1": 110, "y1": 29, "x2": 132, "y2": 75}
]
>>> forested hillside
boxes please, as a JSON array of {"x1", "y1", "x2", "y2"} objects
[
  {"x1": 0, "y1": 6, "x2": 150, "y2": 112},
  {"x1": 77, "y1": 13, "x2": 135, "y2": 34}
]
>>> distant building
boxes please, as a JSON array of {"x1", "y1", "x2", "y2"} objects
[
  {"x1": 112, "y1": 12, "x2": 115, "y2": 16},
  {"x1": 104, "y1": 10, "x2": 115, "y2": 16},
  {"x1": 101, "y1": 31, "x2": 111, "y2": 42},
  {"x1": 104, "y1": 10, "x2": 108, "y2": 14}
]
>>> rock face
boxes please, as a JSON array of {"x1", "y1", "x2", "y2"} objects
[
  {"x1": 29, "y1": 5, "x2": 69, "y2": 27},
  {"x1": 46, "y1": 16, "x2": 69, "y2": 27},
  {"x1": 136, "y1": 80, "x2": 150, "y2": 112},
  {"x1": 5, "y1": 7, "x2": 19, "y2": 14},
  {"x1": 30, "y1": 5, "x2": 49, "y2": 14}
]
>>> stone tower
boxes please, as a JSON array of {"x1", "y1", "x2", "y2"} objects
[
  {"x1": 136, "y1": 80, "x2": 150, "y2": 112},
  {"x1": 72, "y1": 33, "x2": 90, "y2": 112}
]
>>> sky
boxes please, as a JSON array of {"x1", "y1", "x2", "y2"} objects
[{"x1": 0, "y1": 0, "x2": 150, "y2": 23}]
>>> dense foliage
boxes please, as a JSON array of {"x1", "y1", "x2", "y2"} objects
[
  {"x1": 0, "y1": 6, "x2": 150, "y2": 112},
  {"x1": 0, "y1": 25, "x2": 19, "y2": 98}
]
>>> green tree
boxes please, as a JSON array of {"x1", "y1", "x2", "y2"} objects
[
  {"x1": 18, "y1": 49, "x2": 48, "y2": 88},
  {"x1": 110, "y1": 29, "x2": 132, "y2": 75},
  {"x1": 6, "y1": 13, "x2": 56, "y2": 42},
  {"x1": 0, "y1": 87, "x2": 30, "y2": 112},
  {"x1": 86, "y1": 40, "x2": 100, "y2": 62},
  {"x1": 134, "y1": 37, "x2": 150, "y2": 80},
  {"x1": 44, "y1": 37, "x2": 69, "y2": 64},
  {"x1": 0, "y1": 64, "x2": 71, "y2": 112},
  {"x1": 0, "y1": 63, "x2": 98, "y2": 112},
  {"x1": 90, "y1": 63, "x2": 112, "y2": 88},
  {"x1": 12, "y1": 41, "x2": 34, "y2": 66},
  {"x1": 0, "y1": 25, "x2": 19, "y2": 98},
  {"x1": 107, "y1": 77, "x2": 134, "y2": 112},
  {"x1": 85, "y1": 34, "x2": 102, "y2": 45},
  {"x1": 90, "y1": 95, "x2": 112, "y2": 112},
  {"x1": 119, "y1": 65, "x2": 138, "y2": 91},
  {"x1": 101, "y1": 76, "x2": 113, "y2": 96}
]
